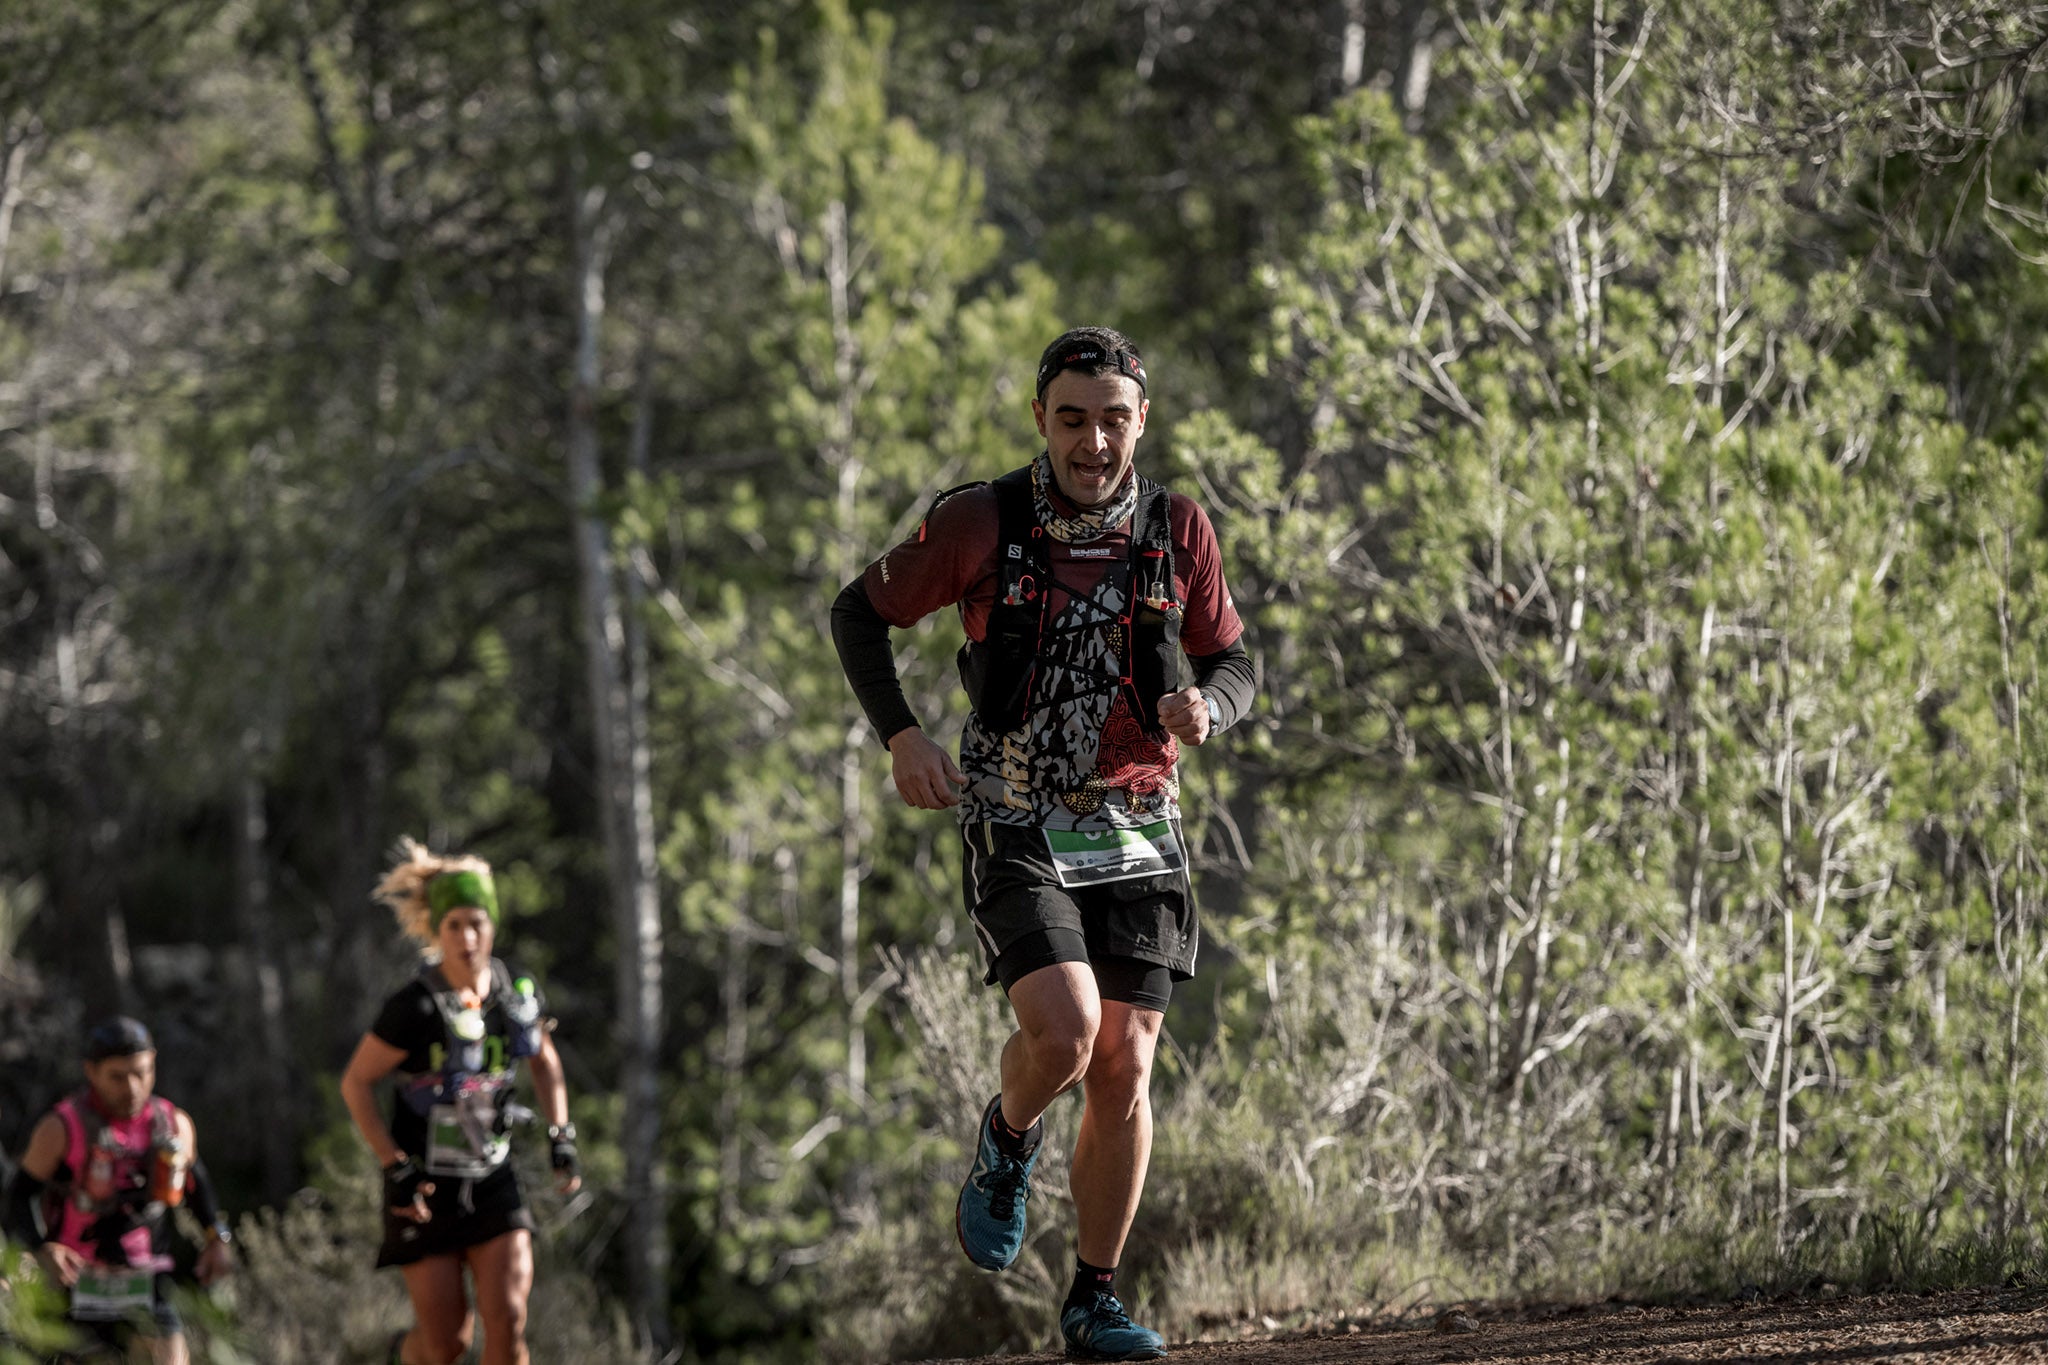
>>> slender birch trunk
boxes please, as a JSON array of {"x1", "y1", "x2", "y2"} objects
[
  {"x1": 36, "y1": 419, "x2": 134, "y2": 1014},
  {"x1": 0, "y1": 121, "x2": 39, "y2": 296},
  {"x1": 1991, "y1": 528, "x2": 2035, "y2": 1234},
  {"x1": 718, "y1": 830, "x2": 753, "y2": 1234},
  {"x1": 1771, "y1": 637, "x2": 1798, "y2": 1251},
  {"x1": 234, "y1": 739, "x2": 296, "y2": 1204},
  {"x1": 566, "y1": 168, "x2": 669, "y2": 1354},
  {"x1": 1338, "y1": 0, "x2": 1367, "y2": 91},
  {"x1": 1666, "y1": 69, "x2": 1735, "y2": 1225},
  {"x1": 823, "y1": 197, "x2": 871, "y2": 1103},
  {"x1": 1508, "y1": 0, "x2": 1606, "y2": 1122}
]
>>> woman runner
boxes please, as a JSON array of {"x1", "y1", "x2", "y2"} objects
[{"x1": 339, "y1": 839, "x2": 580, "y2": 1365}]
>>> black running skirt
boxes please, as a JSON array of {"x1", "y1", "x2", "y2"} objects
[{"x1": 375, "y1": 1161, "x2": 535, "y2": 1267}]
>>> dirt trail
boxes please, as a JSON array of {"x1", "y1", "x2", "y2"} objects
[{"x1": 929, "y1": 1288, "x2": 2048, "y2": 1363}]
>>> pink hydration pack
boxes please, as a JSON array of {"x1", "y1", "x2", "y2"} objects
[{"x1": 49, "y1": 1091, "x2": 177, "y2": 1271}]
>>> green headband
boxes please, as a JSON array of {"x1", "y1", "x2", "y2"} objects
[{"x1": 426, "y1": 869, "x2": 499, "y2": 926}]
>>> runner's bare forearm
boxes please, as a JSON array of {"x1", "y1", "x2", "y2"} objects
[
  {"x1": 339, "y1": 1035, "x2": 407, "y2": 1166},
  {"x1": 528, "y1": 1033, "x2": 571, "y2": 1128}
]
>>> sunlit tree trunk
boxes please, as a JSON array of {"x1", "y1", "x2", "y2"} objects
[
  {"x1": 36, "y1": 419, "x2": 133, "y2": 1016},
  {"x1": 717, "y1": 830, "x2": 753, "y2": 1235},
  {"x1": 565, "y1": 167, "x2": 670, "y2": 1352},
  {"x1": 324, "y1": 679, "x2": 390, "y2": 1063},
  {"x1": 1987, "y1": 527, "x2": 2042, "y2": 1236},
  {"x1": 0, "y1": 119, "x2": 39, "y2": 293},
  {"x1": 1339, "y1": 0, "x2": 1368, "y2": 91},
  {"x1": 234, "y1": 739, "x2": 297, "y2": 1204},
  {"x1": 822, "y1": 198, "x2": 875, "y2": 1106}
]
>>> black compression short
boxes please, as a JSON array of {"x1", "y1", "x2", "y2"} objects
[
  {"x1": 963, "y1": 820, "x2": 1196, "y2": 1010},
  {"x1": 992, "y1": 928, "x2": 1174, "y2": 1012}
]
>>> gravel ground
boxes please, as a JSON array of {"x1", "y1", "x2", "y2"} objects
[{"x1": 925, "y1": 1287, "x2": 2048, "y2": 1363}]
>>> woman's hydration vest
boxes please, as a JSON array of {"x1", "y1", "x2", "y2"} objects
[
  {"x1": 397, "y1": 958, "x2": 545, "y2": 1180},
  {"x1": 46, "y1": 1092, "x2": 181, "y2": 1271},
  {"x1": 952, "y1": 466, "x2": 1182, "y2": 738}
]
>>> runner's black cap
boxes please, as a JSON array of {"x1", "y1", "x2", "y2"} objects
[
  {"x1": 84, "y1": 1016, "x2": 155, "y2": 1061},
  {"x1": 1035, "y1": 327, "x2": 1146, "y2": 399}
]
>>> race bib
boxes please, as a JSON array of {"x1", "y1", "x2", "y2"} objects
[
  {"x1": 1044, "y1": 820, "x2": 1186, "y2": 888},
  {"x1": 425, "y1": 1096, "x2": 510, "y2": 1179},
  {"x1": 71, "y1": 1265, "x2": 153, "y2": 1321}
]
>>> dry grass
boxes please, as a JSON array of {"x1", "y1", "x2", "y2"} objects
[
  {"x1": 812, "y1": 948, "x2": 1489, "y2": 1362},
  {"x1": 213, "y1": 1148, "x2": 630, "y2": 1362}
]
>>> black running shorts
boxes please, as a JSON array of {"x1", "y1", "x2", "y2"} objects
[
  {"x1": 375, "y1": 1162, "x2": 536, "y2": 1268},
  {"x1": 961, "y1": 819, "x2": 1197, "y2": 1011}
]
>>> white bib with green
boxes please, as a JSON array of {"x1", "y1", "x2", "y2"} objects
[
  {"x1": 425, "y1": 1088, "x2": 511, "y2": 1179},
  {"x1": 71, "y1": 1265, "x2": 154, "y2": 1321},
  {"x1": 1043, "y1": 820, "x2": 1186, "y2": 888}
]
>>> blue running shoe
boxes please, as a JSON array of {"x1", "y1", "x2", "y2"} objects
[
  {"x1": 955, "y1": 1094, "x2": 1039, "y2": 1271},
  {"x1": 1062, "y1": 1291, "x2": 1167, "y2": 1360}
]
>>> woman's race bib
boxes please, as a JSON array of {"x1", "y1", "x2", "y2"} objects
[{"x1": 424, "y1": 1084, "x2": 510, "y2": 1178}]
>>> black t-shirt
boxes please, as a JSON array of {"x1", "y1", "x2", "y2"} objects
[{"x1": 369, "y1": 964, "x2": 537, "y2": 1160}]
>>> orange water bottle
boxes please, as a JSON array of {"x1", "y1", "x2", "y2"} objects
[{"x1": 150, "y1": 1138, "x2": 186, "y2": 1206}]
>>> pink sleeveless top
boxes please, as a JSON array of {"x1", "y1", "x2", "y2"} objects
[{"x1": 51, "y1": 1093, "x2": 176, "y2": 1270}]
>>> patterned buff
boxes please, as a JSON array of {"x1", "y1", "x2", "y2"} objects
[
  {"x1": 1031, "y1": 451, "x2": 1139, "y2": 544},
  {"x1": 427, "y1": 868, "x2": 499, "y2": 926}
]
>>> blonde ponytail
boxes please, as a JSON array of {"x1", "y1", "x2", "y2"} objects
[{"x1": 372, "y1": 836, "x2": 495, "y2": 949}]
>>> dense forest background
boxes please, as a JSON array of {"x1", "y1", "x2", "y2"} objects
[{"x1": 7, "y1": 0, "x2": 2048, "y2": 1360}]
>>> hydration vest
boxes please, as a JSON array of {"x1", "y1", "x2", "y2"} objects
[
  {"x1": 46, "y1": 1092, "x2": 179, "y2": 1271},
  {"x1": 950, "y1": 466, "x2": 1182, "y2": 738},
  {"x1": 397, "y1": 958, "x2": 544, "y2": 1179}
]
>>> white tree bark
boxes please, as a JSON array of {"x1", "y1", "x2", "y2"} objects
[
  {"x1": 566, "y1": 168, "x2": 669, "y2": 1355},
  {"x1": 235, "y1": 735, "x2": 296, "y2": 1205}
]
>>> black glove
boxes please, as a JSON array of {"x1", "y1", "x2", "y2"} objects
[
  {"x1": 88, "y1": 1210, "x2": 144, "y2": 1263},
  {"x1": 547, "y1": 1125, "x2": 579, "y2": 1183},
  {"x1": 382, "y1": 1155, "x2": 429, "y2": 1210}
]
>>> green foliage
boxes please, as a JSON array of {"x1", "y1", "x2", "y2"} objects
[
  {"x1": 15, "y1": 0, "x2": 2048, "y2": 1359},
  {"x1": 1127, "y1": 0, "x2": 2048, "y2": 1319},
  {"x1": 0, "y1": 1246, "x2": 79, "y2": 1363},
  {"x1": 628, "y1": 6, "x2": 1065, "y2": 1343}
]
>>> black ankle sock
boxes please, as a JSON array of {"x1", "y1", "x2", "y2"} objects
[
  {"x1": 988, "y1": 1102, "x2": 1040, "y2": 1157},
  {"x1": 1068, "y1": 1256, "x2": 1117, "y2": 1306}
]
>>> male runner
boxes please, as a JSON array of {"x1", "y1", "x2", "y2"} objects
[
  {"x1": 832, "y1": 326, "x2": 1256, "y2": 1360},
  {"x1": 4, "y1": 1017, "x2": 234, "y2": 1365}
]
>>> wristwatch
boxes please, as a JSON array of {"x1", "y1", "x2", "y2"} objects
[{"x1": 546, "y1": 1123, "x2": 577, "y2": 1142}]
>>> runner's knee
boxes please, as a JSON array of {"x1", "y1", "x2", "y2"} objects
[
  {"x1": 1020, "y1": 1003, "x2": 1099, "y2": 1080},
  {"x1": 1049, "y1": 1028, "x2": 1098, "y2": 1083},
  {"x1": 1007, "y1": 959, "x2": 1101, "y2": 1076},
  {"x1": 1083, "y1": 1039, "x2": 1155, "y2": 1112},
  {"x1": 416, "y1": 1320, "x2": 474, "y2": 1364},
  {"x1": 1083, "y1": 999, "x2": 1167, "y2": 1115},
  {"x1": 477, "y1": 1294, "x2": 529, "y2": 1345}
]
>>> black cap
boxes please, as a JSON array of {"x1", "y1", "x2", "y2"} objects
[
  {"x1": 1035, "y1": 327, "x2": 1147, "y2": 399},
  {"x1": 84, "y1": 1016, "x2": 154, "y2": 1061}
]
